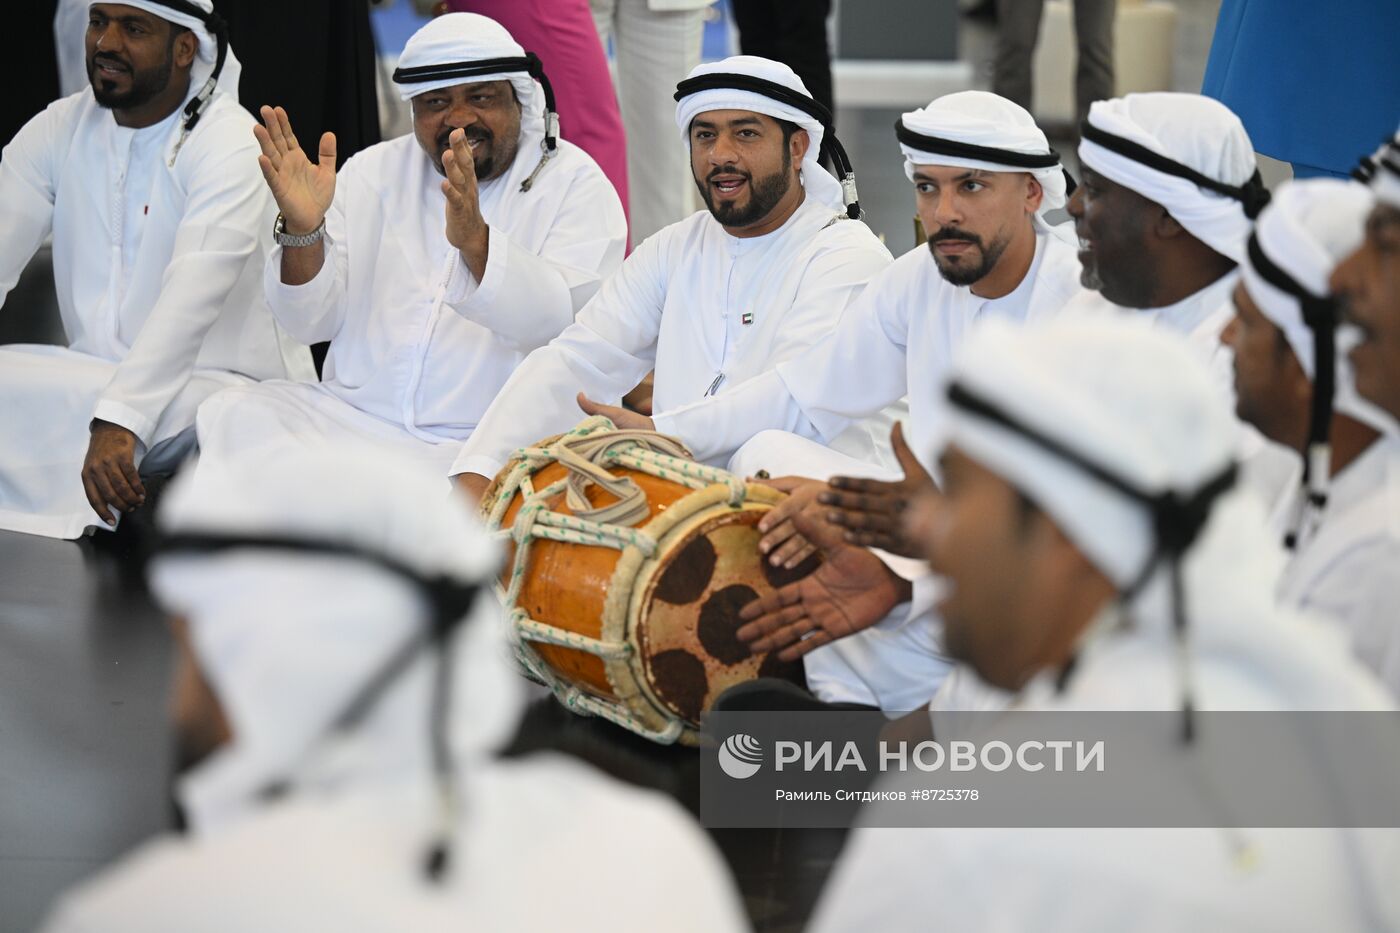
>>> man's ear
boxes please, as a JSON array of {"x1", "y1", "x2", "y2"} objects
[
  {"x1": 1024, "y1": 173, "x2": 1045, "y2": 215},
  {"x1": 790, "y1": 127, "x2": 811, "y2": 166},
  {"x1": 1153, "y1": 206, "x2": 1186, "y2": 240},
  {"x1": 174, "y1": 29, "x2": 199, "y2": 70}
]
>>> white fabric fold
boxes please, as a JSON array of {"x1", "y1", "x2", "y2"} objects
[
  {"x1": 1243, "y1": 177, "x2": 1391, "y2": 431},
  {"x1": 120, "y1": 0, "x2": 243, "y2": 104},
  {"x1": 674, "y1": 55, "x2": 845, "y2": 213},
  {"x1": 1370, "y1": 127, "x2": 1400, "y2": 209},
  {"x1": 899, "y1": 90, "x2": 1067, "y2": 215},
  {"x1": 1079, "y1": 92, "x2": 1257, "y2": 263},
  {"x1": 937, "y1": 315, "x2": 1239, "y2": 592},
  {"x1": 393, "y1": 12, "x2": 543, "y2": 128},
  {"x1": 150, "y1": 444, "x2": 515, "y2": 836}
]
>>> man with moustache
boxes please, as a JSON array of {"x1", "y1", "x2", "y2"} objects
[
  {"x1": 1065, "y1": 92, "x2": 1270, "y2": 370},
  {"x1": 586, "y1": 92, "x2": 1083, "y2": 711},
  {"x1": 1225, "y1": 177, "x2": 1400, "y2": 697},
  {"x1": 811, "y1": 316, "x2": 1400, "y2": 932},
  {"x1": 0, "y1": 1, "x2": 311, "y2": 539},
  {"x1": 450, "y1": 55, "x2": 892, "y2": 497},
  {"x1": 190, "y1": 13, "x2": 626, "y2": 488},
  {"x1": 1065, "y1": 91, "x2": 1309, "y2": 524}
]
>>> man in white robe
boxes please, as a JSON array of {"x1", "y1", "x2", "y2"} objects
[
  {"x1": 645, "y1": 91, "x2": 1081, "y2": 478},
  {"x1": 0, "y1": 1, "x2": 312, "y2": 539},
  {"x1": 1334, "y1": 126, "x2": 1400, "y2": 423},
  {"x1": 191, "y1": 13, "x2": 627, "y2": 488},
  {"x1": 1065, "y1": 92, "x2": 1269, "y2": 362},
  {"x1": 1066, "y1": 92, "x2": 1302, "y2": 518},
  {"x1": 631, "y1": 92, "x2": 1083, "y2": 712},
  {"x1": 810, "y1": 316, "x2": 1400, "y2": 932},
  {"x1": 450, "y1": 55, "x2": 893, "y2": 498},
  {"x1": 36, "y1": 443, "x2": 749, "y2": 933},
  {"x1": 1224, "y1": 178, "x2": 1400, "y2": 697}
]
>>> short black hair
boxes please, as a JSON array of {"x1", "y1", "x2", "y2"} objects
[{"x1": 776, "y1": 117, "x2": 799, "y2": 147}]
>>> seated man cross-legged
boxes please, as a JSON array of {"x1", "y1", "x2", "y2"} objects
[
  {"x1": 0, "y1": 1, "x2": 311, "y2": 538},
  {"x1": 190, "y1": 13, "x2": 627, "y2": 490}
]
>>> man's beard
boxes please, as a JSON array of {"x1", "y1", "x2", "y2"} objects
[
  {"x1": 434, "y1": 125, "x2": 515, "y2": 181},
  {"x1": 1078, "y1": 261, "x2": 1105, "y2": 292},
  {"x1": 697, "y1": 155, "x2": 793, "y2": 227},
  {"x1": 89, "y1": 50, "x2": 174, "y2": 111},
  {"x1": 927, "y1": 226, "x2": 1009, "y2": 287}
]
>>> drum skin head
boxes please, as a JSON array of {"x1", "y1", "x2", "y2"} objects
[
  {"x1": 637, "y1": 510, "x2": 812, "y2": 724},
  {"x1": 484, "y1": 419, "x2": 819, "y2": 744}
]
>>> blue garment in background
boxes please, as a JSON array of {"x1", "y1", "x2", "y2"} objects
[{"x1": 1202, "y1": 0, "x2": 1400, "y2": 177}]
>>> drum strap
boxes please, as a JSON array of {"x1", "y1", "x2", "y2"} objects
[{"x1": 550, "y1": 428, "x2": 696, "y2": 527}]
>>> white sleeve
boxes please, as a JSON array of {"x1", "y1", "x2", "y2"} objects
[
  {"x1": 655, "y1": 252, "x2": 905, "y2": 462},
  {"x1": 0, "y1": 98, "x2": 69, "y2": 309},
  {"x1": 260, "y1": 192, "x2": 350, "y2": 347},
  {"x1": 776, "y1": 266, "x2": 911, "y2": 441},
  {"x1": 449, "y1": 231, "x2": 669, "y2": 479},
  {"x1": 1297, "y1": 540, "x2": 1400, "y2": 698},
  {"x1": 443, "y1": 169, "x2": 627, "y2": 353},
  {"x1": 92, "y1": 131, "x2": 275, "y2": 444},
  {"x1": 652, "y1": 370, "x2": 812, "y2": 463}
]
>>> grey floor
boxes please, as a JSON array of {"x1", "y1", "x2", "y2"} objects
[{"x1": 0, "y1": 4, "x2": 1223, "y2": 930}]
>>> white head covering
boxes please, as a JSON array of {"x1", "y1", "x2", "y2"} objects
[
  {"x1": 933, "y1": 317, "x2": 1319, "y2": 726},
  {"x1": 392, "y1": 13, "x2": 559, "y2": 189},
  {"x1": 898, "y1": 91, "x2": 1068, "y2": 219},
  {"x1": 118, "y1": 0, "x2": 242, "y2": 117},
  {"x1": 1359, "y1": 124, "x2": 1400, "y2": 209},
  {"x1": 936, "y1": 316, "x2": 1238, "y2": 592},
  {"x1": 674, "y1": 55, "x2": 848, "y2": 215},
  {"x1": 149, "y1": 444, "x2": 520, "y2": 839},
  {"x1": 934, "y1": 318, "x2": 1400, "y2": 723},
  {"x1": 1243, "y1": 178, "x2": 1390, "y2": 431},
  {"x1": 392, "y1": 13, "x2": 542, "y2": 120},
  {"x1": 1079, "y1": 93, "x2": 1265, "y2": 264}
]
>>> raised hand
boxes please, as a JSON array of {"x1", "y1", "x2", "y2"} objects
[
  {"x1": 442, "y1": 128, "x2": 489, "y2": 279},
  {"x1": 576, "y1": 392, "x2": 656, "y2": 431},
  {"x1": 821, "y1": 422, "x2": 937, "y2": 558},
  {"x1": 253, "y1": 105, "x2": 336, "y2": 235}
]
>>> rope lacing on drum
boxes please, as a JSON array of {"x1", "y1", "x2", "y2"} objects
[{"x1": 481, "y1": 417, "x2": 757, "y2": 747}]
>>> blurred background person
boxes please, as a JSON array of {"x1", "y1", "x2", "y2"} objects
[
  {"x1": 591, "y1": 0, "x2": 713, "y2": 246},
  {"x1": 37, "y1": 444, "x2": 748, "y2": 932},
  {"x1": 1202, "y1": 0, "x2": 1400, "y2": 179},
  {"x1": 994, "y1": 0, "x2": 1115, "y2": 131},
  {"x1": 730, "y1": 0, "x2": 834, "y2": 163}
]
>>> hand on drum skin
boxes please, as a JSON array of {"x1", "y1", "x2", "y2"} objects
[
  {"x1": 253, "y1": 105, "x2": 336, "y2": 235},
  {"x1": 454, "y1": 471, "x2": 491, "y2": 508},
  {"x1": 753, "y1": 475, "x2": 838, "y2": 570},
  {"x1": 576, "y1": 392, "x2": 655, "y2": 431},
  {"x1": 821, "y1": 422, "x2": 937, "y2": 559},
  {"x1": 81, "y1": 420, "x2": 144, "y2": 526},
  {"x1": 737, "y1": 545, "x2": 908, "y2": 661}
]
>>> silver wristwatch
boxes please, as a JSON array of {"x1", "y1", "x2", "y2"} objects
[{"x1": 272, "y1": 212, "x2": 325, "y2": 247}]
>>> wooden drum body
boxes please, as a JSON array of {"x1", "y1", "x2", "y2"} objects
[{"x1": 481, "y1": 418, "x2": 806, "y2": 745}]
